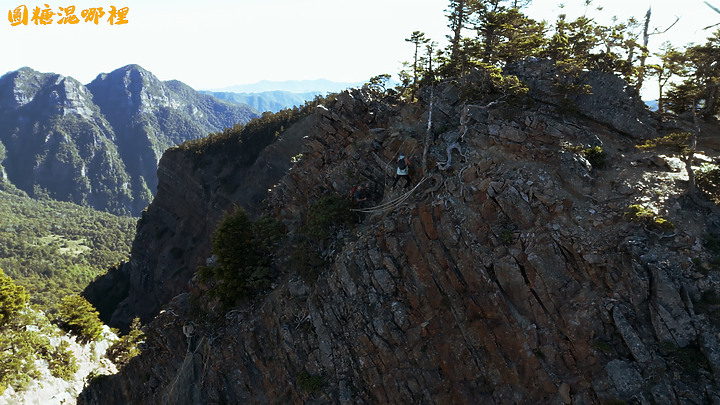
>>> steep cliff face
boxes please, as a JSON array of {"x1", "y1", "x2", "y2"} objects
[
  {"x1": 84, "y1": 112, "x2": 313, "y2": 329},
  {"x1": 80, "y1": 62, "x2": 720, "y2": 404}
]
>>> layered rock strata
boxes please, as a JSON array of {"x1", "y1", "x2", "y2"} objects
[{"x1": 81, "y1": 62, "x2": 720, "y2": 404}]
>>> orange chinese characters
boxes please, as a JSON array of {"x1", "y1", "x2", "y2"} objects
[
  {"x1": 81, "y1": 7, "x2": 104, "y2": 24},
  {"x1": 57, "y1": 5, "x2": 79, "y2": 24},
  {"x1": 107, "y1": 6, "x2": 128, "y2": 25},
  {"x1": 8, "y1": 5, "x2": 28, "y2": 26},
  {"x1": 31, "y1": 4, "x2": 55, "y2": 25},
  {"x1": 8, "y1": 4, "x2": 129, "y2": 26}
]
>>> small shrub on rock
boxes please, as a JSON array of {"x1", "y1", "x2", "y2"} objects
[
  {"x1": 106, "y1": 317, "x2": 145, "y2": 366},
  {"x1": 304, "y1": 195, "x2": 356, "y2": 239},
  {"x1": 582, "y1": 146, "x2": 606, "y2": 169},
  {"x1": 624, "y1": 204, "x2": 675, "y2": 232},
  {"x1": 696, "y1": 163, "x2": 720, "y2": 204},
  {"x1": 296, "y1": 370, "x2": 323, "y2": 393}
]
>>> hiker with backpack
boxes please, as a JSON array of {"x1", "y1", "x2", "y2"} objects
[
  {"x1": 392, "y1": 154, "x2": 411, "y2": 190},
  {"x1": 351, "y1": 184, "x2": 368, "y2": 206}
]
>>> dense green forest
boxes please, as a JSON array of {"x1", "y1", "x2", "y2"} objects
[{"x1": 0, "y1": 183, "x2": 136, "y2": 310}]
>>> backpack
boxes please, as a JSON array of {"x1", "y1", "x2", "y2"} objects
[
  {"x1": 398, "y1": 158, "x2": 407, "y2": 171},
  {"x1": 349, "y1": 186, "x2": 358, "y2": 198}
]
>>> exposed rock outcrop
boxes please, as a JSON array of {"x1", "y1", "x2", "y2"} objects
[
  {"x1": 84, "y1": 113, "x2": 313, "y2": 329},
  {"x1": 80, "y1": 61, "x2": 720, "y2": 404}
]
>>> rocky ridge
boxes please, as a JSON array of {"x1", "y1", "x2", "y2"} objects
[{"x1": 80, "y1": 61, "x2": 720, "y2": 404}]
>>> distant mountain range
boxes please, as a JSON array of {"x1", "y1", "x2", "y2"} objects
[
  {"x1": 200, "y1": 90, "x2": 322, "y2": 113},
  {"x1": 202, "y1": 79, "x2": 368, "y2": 113},
  {"x1": 0, "y1": 65, "x2": 259, "y2": 215},
  {"x1": 211, "y1": 79, "x2": 364, "y2": 94}
]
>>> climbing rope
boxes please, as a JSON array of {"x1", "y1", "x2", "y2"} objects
[
  {"x1": 351, "y1": 176, "x2": 428, "y2": 213},
  {"x1": 164, "y1": 332, "x2": 205, "y2": 405}
]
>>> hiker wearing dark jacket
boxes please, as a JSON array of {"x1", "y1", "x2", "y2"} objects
[
  {"x1": 392, "y1": 154, "x2": 411, "y2": 190},
  {"x1": 352, "y1": 184, "x2": 367, "y2": 205}
]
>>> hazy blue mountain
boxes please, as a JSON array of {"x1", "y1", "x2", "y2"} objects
[
  {"x1": 0, "y1": 65, "x2": 259, "y2": 215},
  {"x1": 201, "y1": 90, "x2": 322, "y2": 113},
  {"x1": 212, "y1": 79, "x2": 364, "y2": 94}
]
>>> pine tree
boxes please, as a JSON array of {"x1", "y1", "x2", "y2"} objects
[
  {"x1": 55, "y1": 295, "x2": 104, "y2": 344},
  {"x1": 472, "y1": 0, "x2": 533, "y2": 64},
  {"x1": 445, "y1": 0, "x2": 476, "y2": 75},
  {"x1": 647, "y1": 42, "x2": 689, "y2": 114},
  {"x1": 405, "y1": 31, "x2": 430, "y2": 100},
  {"x1": 0, "y1": 269, "x2": 28, "y2": 328},
  {"x1": 690, "y1": 31, "x2": 720, "y2": 117},
  {"x1": 0, "y1": 270, "x2": 78, "y2": 394},
  {"x1": 107, "y1": 317, "x2": 145, "y2": 366}
]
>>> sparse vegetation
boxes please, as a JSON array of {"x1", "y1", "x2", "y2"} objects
[
  {"x1": 107, "y1": 317, "x2": 145, "y2": 366},
  {"x1": 304, "y1": 195, "x2": 357, "y2": 239},
  {"x1": 296, "y1": 370, "x2": 323, "y2": 393},
  {"x1": 291, "y1": 195, "x2": 358, "y2": 283},
  {"x1": 660, "y1": 341, "x2": 711, "y2": 375},
  {"x1": 624, "y1": 204, "x2": 675, "y2": 232},
  {"x1": 590, "y1": 340, "x2": 614, "y2": 354},
  {"x1": 500, "y1": 230, "x2": 514, "y2": 245},
  {"x1": 694, "y1": 290, "x2": 720, "y2": 324},
  {"x1": 582, "y1": 146, "x2": 607, "y2": 170},
  {"x1": 696, "y1": 163, "x2": 720, "y2": 204},
  {"x1": 637, "y1": 132, "x2": 692, "y2": 154},
  {"x1": 47, "y1": 340, "x2": 80, "y2": 379},
  {"x1": 178, "y1": 92, "x2": 337, "y2": 162}
]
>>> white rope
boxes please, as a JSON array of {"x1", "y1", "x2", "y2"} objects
[
  {"x1": 164, "y1": 335, "x2": 205, "y2": 405},
  {"x1": 352, "y1": 176, "x2": 428, "y2": 213}
]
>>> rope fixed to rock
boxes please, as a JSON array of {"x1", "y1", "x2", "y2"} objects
[{"x1": 351, "y1": 176, "x2": 428, "y2": 213}]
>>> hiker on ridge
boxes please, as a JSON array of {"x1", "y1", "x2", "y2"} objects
[
  {"x1": 392, "y1": 154, "x2": 411, "y2": 190},
  {"x1": 352, "y1": 184, "x2": 368, "y2": 206}
]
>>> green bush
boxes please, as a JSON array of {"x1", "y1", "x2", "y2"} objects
[
  {"x1": 290, "y1": 195, "x2": 359, "y2": 283},
  {"x1": 661, "y1": 341, "x2": 711, "y2": 374},
  {"x1": 624, "y1": 204, "x2": 655, "y2": 221},
  {"x1": 0, "y1": 270, "x2": 79, "y2": 394},
  {"x1": 637, "y1": 132, "x2": 692, "y2": 153},
  {"x1": 696, "y1": 163, "x2": 720, "y2": 204},
  {"x1": 198, "y1": 209, "x2": 285, "y2": 309},
  {"x1": 304, "y1": 195, "x2": 356, "y2": 239},
  {"x1": 107, "y1": 317, "x2": 145, "y2": 366},
  {"x1": 624, "y1": 204, "x2": 675, "y2": 232},
  {"x1": 47, "y1": 340, "x2": 79, "y2": 379},
  {"x1": 55, "y1": 295, "x2": 104, "y2": 344},
  {"x1": 500, "y1": 230, "x2": 514, "y2": 246},
  {"x1": 582, "y1": 146, "x2": 606, "y2": 170},
  {"x1": 296, "y1": 370, "x2": 323, "y2": 393},
  {"x1": 0, "y1": 269, "x2": 29, "y2": 328}
]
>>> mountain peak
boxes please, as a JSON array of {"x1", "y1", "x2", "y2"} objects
[
  {"x1": 0, "y1": 67, "x2": 67, "y2": 109},
  {"x1": 90, "y1": 64, "x2": 156, "y2": 88},
  {"x1": 118, "y1": 63, "x2": 147, "y2": 72}
]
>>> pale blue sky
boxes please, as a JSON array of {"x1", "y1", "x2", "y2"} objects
[{"x1": 2, "y1": 0, "x2": 719, "y2": 98}]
